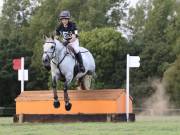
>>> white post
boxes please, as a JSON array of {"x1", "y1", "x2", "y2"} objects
[
  {"x1": 126, "y1": 54, "x2": 130, "y2": 122},
  {"x1": 21, "y1": 57, "x2": 24, "y2": 93}
]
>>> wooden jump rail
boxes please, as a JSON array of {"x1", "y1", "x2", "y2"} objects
[{"x1": 14, "y1": 89, "x2": 135, "y2": 122}]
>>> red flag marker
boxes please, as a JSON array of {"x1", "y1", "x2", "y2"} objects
[{"x1": 13, "y1": 59, "x2": 21, "y2": 70}]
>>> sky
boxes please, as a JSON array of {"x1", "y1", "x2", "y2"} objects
[
  {"x1": 0, "y1": 0, "x2": 3, "y2": 14},
  {"x1": 129, "y1": 0, "x2": 139, "y2": 7}
]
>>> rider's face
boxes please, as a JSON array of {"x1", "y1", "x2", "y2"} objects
[{"x1": 61, "y1": 18, "x2": 69, "y2": 26}]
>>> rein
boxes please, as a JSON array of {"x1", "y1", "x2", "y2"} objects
[
  {"x1": 44, "y1": 41, "x2": 68, "y2": 70},
  {"x1": 44, "y1": 41, "x2": 89, "y2": 71}
]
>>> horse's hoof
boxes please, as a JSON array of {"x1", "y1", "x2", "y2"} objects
[
  {"x1": 65, "y1": 102, "x2": 72, "y2": 111},
  {"x1": 53, "y1": 100, "x2": 60, "y2": 108}
]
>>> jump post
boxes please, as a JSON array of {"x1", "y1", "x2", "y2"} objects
[{"x1": 14, "y1": 89, "x2": 135, "y2": 123}]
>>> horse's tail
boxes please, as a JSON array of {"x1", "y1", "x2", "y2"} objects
[{"x1": 86, "y1": 70, "x2": 97, "y2": 79}]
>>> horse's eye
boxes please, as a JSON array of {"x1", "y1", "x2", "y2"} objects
[{"x1": 51, "y1": 46, "x2": 54, "y2": 49}]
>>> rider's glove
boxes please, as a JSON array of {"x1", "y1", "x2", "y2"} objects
[{"x1": 63, "y1": 40, "x2": 69, "y2": 46}]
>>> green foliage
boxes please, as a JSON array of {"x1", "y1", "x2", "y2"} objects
[
  {"x1": 0, "y1": 0, "x2": 128, "y2": 106},
  {"x1": 56, "y1": 0, "x2": 128, "y2": 29},
  {"x1": 0, "y1": 0, "x2": 180, "y2": 108},
  {"x1": 24, "y1": 0, "x2": 129, "y2": 89},
  {"x1": 143, "y1": 0, "x2": 174, "y2": 42},
  {"x1": 80, "y1": 28, "x2": 128, "y2": 88},
  {"x1": 0, "y1": 37, "x2": 32, "y2": 106},
  {"x1": 163, "y1": 56, "x2": 180, "y2": 107},
  {"x1": 49, "y1": 28, "x2": 129, "y2": 90},
  {"x1": 0, "y1": 0, "x2": 45, "y2": 106},
  {"x1": 126, "y1": 0, "x2": 178, "y2": 106}
]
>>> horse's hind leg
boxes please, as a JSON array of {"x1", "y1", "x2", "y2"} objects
[
  {"x1": 64, "y1": 79, "x2": 72, "y2": 111},
  {"x1": 52, "y1": 76, "x2": 60, "y2": 108},
  {"x1": 76, "y1": 78, "x2": 83, "y2": 90}
]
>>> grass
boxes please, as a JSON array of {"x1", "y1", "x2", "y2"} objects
[{"x1": 0, "y1": 116, "x2": 180, "y2": 135}]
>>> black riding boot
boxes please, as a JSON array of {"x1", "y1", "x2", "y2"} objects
[{"x1": 76, "y1": 52, "x2": 85, "y2": 72}]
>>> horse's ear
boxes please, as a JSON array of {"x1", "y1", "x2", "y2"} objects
[
  {"x1": 43, "y1": 34, "x2": 48, "y2": 40},
  {"x1": 51, "y1": 34, "x2": 54, "y2": 40}
]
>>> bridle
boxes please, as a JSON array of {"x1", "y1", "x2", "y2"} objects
[
  {"x1": 43, "y1": 41, "x2": 57, "y2": 62},
  {"x1": 43, "y1": 41, "x2": 69, "y2": 69},
  {"x1": 43, "y1": 40, "x2": 89, "y2": 74}
]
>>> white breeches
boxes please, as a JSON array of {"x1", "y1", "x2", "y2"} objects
[{"x1": 69, "y1": 39, "x2": 80, "y2": 54}]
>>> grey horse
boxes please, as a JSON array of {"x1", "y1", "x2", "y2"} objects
[{"x1": 42, "y1": 36, "x2": 95, "y2": 111}]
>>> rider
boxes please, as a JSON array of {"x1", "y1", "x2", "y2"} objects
[{"x1": 55, "y1": 10, "x2": 85, "y2": 72}]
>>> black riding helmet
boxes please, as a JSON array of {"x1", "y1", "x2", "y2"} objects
[{"x1": 59, "y1": 10, "x2": 70, "y2": 20}]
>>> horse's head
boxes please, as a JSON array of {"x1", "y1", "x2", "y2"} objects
[
  {"x1": 42, "y1": 35, "x2": 65, "y2": 70},
  {"x1": 42, "y1": 35, "x2": 56, "y2": 70}
]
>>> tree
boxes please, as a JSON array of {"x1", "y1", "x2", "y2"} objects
[
  {"x1": 163, "y1": 56, "x2": 180, "y2": 107},
  {"x1": 25, "y1": 0, "x2": 129, "y2": 89},
  {"x1": 80, "y1": 28, "x2": 129, "y2": 88},
  {"x1": 0, "y1": 37, "x2": 32, "y2": 106},
  {"x1": 0, "y1": 0, "x2": 41, "y2": 106},
  {"x1": 126, "y1": 0, "x2": 177, "y2": 106},
  {"x1": 162, "y1": 0, "x2": 180, "y2": 107}
]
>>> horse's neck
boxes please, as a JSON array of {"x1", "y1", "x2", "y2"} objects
[{"x1": 52, "y1": 40, "x2": 66, "y2": 64}]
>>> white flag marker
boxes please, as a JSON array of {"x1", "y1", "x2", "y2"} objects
[
  {"x1": 129, "y1": 56, "x2": 140, "y2": 68},
  {"x1": 18, "y1": 57, "x2": 28, "y2": 93},
  {"x1": 126, "y1": 54, "x2": 140, "y2": 121}
]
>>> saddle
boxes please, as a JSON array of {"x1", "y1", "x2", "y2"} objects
[{"x1": 60, "y1": 45, "x2": 82, "y2": 78}]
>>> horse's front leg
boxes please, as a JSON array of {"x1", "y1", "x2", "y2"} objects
[
  {"x1": 52, "y1": 76, "x2": 60, "y2": 108},
  {"x1": 64, "y1": 78, "x2": 72, "y2": 111}
]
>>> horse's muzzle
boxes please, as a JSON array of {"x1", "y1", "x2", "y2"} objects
[
  {"x1": 44, "y1": 65, "x2": 51, "y2": 71},
  {"x1": 42, "y1": 53, "x2": 50, "y2": 63},
  {"x1": 42, "y1": 58, "x2": 49, "y2": 63},
  {"x1": 42, "y1": 54, "x2": 51, "y2": 70}
]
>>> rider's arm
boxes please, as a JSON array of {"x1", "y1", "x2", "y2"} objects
[
  {"x1": 69, "y1": 34, "x2": 76, "y2": 43},
  {"x1": 69, "y1": 22, "x2": 78, "y2": 43}
]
